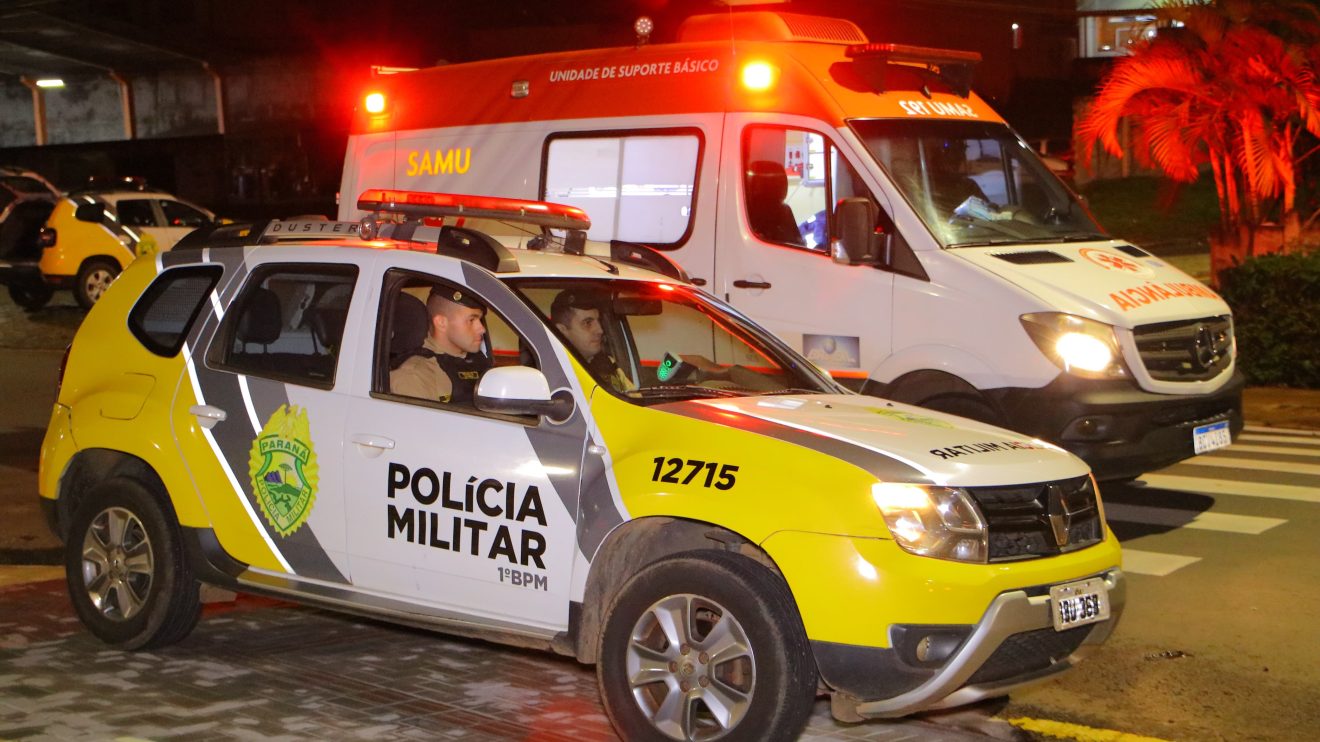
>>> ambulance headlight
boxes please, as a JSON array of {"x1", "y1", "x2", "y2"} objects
[
  {"x1": 871, "y1": 483, "x2": 987, "y2": 563},
  {"x1": 1021, "y1": 312, "x2": 1126, "y2": 379}
]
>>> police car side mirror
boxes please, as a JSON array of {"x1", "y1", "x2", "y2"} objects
[
  {"x1": 475, "y1": 366, "x2": 575, "y2": 423},
  {"x1": 831, "y1": 197, "x2": 888, "y2": 267}
]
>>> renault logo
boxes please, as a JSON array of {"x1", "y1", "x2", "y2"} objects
[{"x1": 1046, "y1": 484, "x2": 1075, "y2": 547}]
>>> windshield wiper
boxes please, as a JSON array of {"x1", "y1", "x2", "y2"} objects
[{"x1": 627, "y1": 385, "x2": 746, "y2": 400}]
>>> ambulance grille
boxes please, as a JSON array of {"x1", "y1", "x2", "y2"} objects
[
  {"x1": 966, "y1": 475, "x2": 1102, "y2": 562},
  {"x1": 1133, "y1": 315, "x2": 1233, "y2": 382},
  {"x1": 779, "y1": 13, "x2": 868, "y2": 43}
]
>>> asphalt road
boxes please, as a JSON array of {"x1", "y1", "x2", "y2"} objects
[{"x1": 3, "y1": 292, "x2": 1319, "y2": 741}]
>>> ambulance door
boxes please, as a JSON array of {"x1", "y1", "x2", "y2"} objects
[
  {"x1": 340, "y1": 261, "x2": 584, "y2": 633},
  {"x1": 714, "y1": 119, "x2": 894, "y2": 386}
]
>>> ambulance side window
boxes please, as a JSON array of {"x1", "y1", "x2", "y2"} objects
[
  {"x1": 207, "y1": 264, "x2": 358, "y2": 389},
  {"x1": 743, "y1": 126, "x2": 894, "y2": 253},
  {"x1": 542, "y1": 130, "x2": 701, "y2": 248}
]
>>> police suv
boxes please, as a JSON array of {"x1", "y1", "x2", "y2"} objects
[{"x1": 40, "y1": 190, "x2": 1124, "y2": 741}]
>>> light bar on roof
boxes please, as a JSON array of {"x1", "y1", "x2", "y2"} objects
[{"x1": 357, "y1": 189, "x2": 591, "y2": 231}]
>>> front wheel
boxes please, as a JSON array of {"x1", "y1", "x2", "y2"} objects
[
  {"x1": 597, "y1": 550, "x2": 816, "y2": 742},
  {"x1": 7, "y1": 283, "x2": 52, "y2": 310},
  {"x1": 74, "y1": 258, "x2": 120, "y2": 310},
  {"x1": 65, "y1": 477, "x2": 201, "y2": 650}
]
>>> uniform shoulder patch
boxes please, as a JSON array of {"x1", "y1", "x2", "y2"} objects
[{"x1": 248, "y1": 404, "x2": 319, "y2": 537}]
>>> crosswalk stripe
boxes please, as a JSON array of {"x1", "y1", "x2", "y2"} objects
[
  {"x1": 1104, "y1": 503, "x2": 1285, "y2": 534},
  {"x1": 1178, "y1": 454, "x2": 1320, "y2": 477},
  {"x1": 1223, "y1": 443, "x2": 1320, "y2": 458},
  {"x1": 1138, "y1": 474, "x2": 1320, "y2": 503},
  {"x1": 1243, "y1": 425, "x2": 1320, "y2": 437},
  {"x1": 1121, "y1": 549, "x2": 1200, "y2": 577},
  {"x1": 1239, "y1": 433, "x2": 1320, "y2": 447}
]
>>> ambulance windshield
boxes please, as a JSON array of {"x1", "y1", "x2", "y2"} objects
[
  {"x1": 512, "y1": 278, "x2": 843, "y2": 403},
  {"x1": 850, "y1": 119, "x2": 1106, "y2": 248}
]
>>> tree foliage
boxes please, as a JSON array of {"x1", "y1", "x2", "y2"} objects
[{"x1": 1077, "y1": 0, "x2": 1320, "y2": 267}]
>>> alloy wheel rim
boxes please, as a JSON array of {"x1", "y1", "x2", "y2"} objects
[
  {"x1": 85, "y1": 269, "x2": 114, "y2": 303},
  {"x1": 625, "y1": 593, "x2": 756, "y2": 741},
  {"x1": 81, "y1": 507, "x2": 154, "y2": 621}
]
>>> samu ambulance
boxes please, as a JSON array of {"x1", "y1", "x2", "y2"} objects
[
  {"x1": 42, "y1": 190, "x2": 1122, "y2": 740},
  {"x1": 339, "y1": 10, "x2": 1243, "y2": 481}
]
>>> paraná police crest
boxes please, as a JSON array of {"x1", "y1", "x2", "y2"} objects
[{"x1": 248, "y1": 404, "x2": 318, "y2": 537}]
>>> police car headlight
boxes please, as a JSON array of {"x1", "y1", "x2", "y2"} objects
[
  {"x1": 871, "y1": 483, "x2": 987, "y2": 563},
  {"x1": 1021, "y1": 313, "x2": 1126, "y2": 379}
]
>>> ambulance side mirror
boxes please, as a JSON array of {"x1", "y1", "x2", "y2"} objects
[
  {"x1": 831, "y1": 197, "x2": 889, "y2": 267},
  {"x1": 475, "y1": 366, "x2": 575, "y2": 423}
]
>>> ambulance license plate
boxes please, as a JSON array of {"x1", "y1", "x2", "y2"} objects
[
  {"x1": 1049, "y1": 577, "x2": 1109, "y2": 632},
  {"x1": 1193, "y1": 420, "x2": 1232, "y2": 454}
]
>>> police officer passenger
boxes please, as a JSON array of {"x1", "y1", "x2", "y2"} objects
[
  {"x1": 390, "y1": 287, "x2": 491, "y2": 404},
  {"x1": 551, "y1": 290, "x2": 634, "y2": 392}
]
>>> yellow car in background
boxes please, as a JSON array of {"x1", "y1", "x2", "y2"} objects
[{"x1": 37, "y1": 180, "x2": 216, "y2": 309}]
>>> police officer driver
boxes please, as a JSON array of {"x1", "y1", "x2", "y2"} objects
[
  {"x1": 391, "y1": 287, "x2": 491, "y2": 404},
  {"x1": 551, "y1": 290, "x2": 634, "y2": 393}
]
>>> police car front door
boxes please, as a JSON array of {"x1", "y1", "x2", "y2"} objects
[{"x1": 341, "y1": 259, "x2": 587, "y2": 633}]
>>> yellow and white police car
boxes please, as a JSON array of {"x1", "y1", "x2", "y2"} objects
[{"x1": 40, "y1": 190, "x2": 1123, "y2": 741}]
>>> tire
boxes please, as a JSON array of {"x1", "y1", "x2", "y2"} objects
[
  {"x1": 597, "y1": 550, "x2": 816, "y2": 742},
  {"x1": 74, "y1": 258, "x2": 120, "y2": 310},
  {"x1": 7, "y1": 283, "x2": 52, "y2": 311},
  {"x1": 920, "y1": 393, "x2": 1005, "y2": 428},
  {"x1": 64, "y1": 477, "x2": 201, "y2": 650}
]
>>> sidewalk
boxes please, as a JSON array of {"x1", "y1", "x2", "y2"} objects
[{"x1": 1242, "y1": 386, "x2": 1320, "y2": 431}]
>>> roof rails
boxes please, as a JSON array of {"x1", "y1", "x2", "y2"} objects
[
  {"x1": 70, "y1": 175, "x2": 163, "y2": 195},
  {"x1": 173, "y1": 219, "x2": 363, "y2": 250}
]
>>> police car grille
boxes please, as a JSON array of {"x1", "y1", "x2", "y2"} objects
[
  {"x1": 966, "y1": 475, "x2": 1102, "y2": 561},
  {"x1": 1134, "y1": 315, "x2": 1233, "y2": 382},
  {"x1": 965, "y1": 626, "x2": 1090, "y2": 685}
]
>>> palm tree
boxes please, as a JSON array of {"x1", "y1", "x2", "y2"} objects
[{"x1": 1077, "y1": 0, "x2": 1320, "y2": 275}]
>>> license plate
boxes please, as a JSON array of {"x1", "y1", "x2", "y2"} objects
[
  {"x1": 1193, "y1": 420, "x2": 1232, "y2": 454},
  {"x1": 1049, "y1": 577, "x2": 1110, "y2": 631}
]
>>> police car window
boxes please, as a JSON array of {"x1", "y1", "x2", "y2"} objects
[
  {"x1": 128, "y1": 265, "x2": 222, "y2": 357},
  {"x1": 376, "y1": 271, "x2": 538, "y2": 409},
  {"x1": 208, "y1": 264, "x2": 357, "y2": 389},
  {"x1": 543, "y1": 130, "x2": 701, "y2": 248},
  {"x1": 116, "y1": 199, "x2": 158, "y2": 227},
  {"x1": 513, "y1": 279, "x2": 838, "y2": 402},
  {"x1": 160, "y1": 200, "x2": 208, "y2": 228}
]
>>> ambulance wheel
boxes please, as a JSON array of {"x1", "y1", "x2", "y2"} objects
[
  {"x1": 75, "y1": 258, "x2": 120, "y2": 310},
  {"x1": 7, "y1": 283, "x2": 52, "y2": 311},
  {"x1": 597, "y1": 550, "x2": 816, "y2": 742},
  {"x1": 921, "y1": 393, "x2": 1004, "y2": 427},
  {"x1": 65, "y1": 477, "x2": 201, "y2": 650}
]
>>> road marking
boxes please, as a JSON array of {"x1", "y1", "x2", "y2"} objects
[
  {"x1": 1243, "y1": 425, "x2": 1320, "y2": 437},
  {"x1": 1105, "y1": 503, "x2": 1285, "y2": 535},
  {"x1": 1007, "y1": 717, "x2": 1171, "y2": 742},
  {"x1": 1222, "y1": 443, "x2": 1320, "y2": 458},
  {"x1": 1238, "y1": 433, "x2": 1320, "y2": 447},
  {"x1": 1008, "y1": 717, "x2": 1171, "y2": 742},
  {"x1": 1178, "y1": 454, "x2": 1320, "y2": 477},
  {"x1": 1120, "y1": 549, "x2": 1200, "y2": 577},
  {"x1": 1138, "y1": 474, "x2": 1320, "y2": 503}
]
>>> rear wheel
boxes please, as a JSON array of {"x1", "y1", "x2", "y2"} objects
[
  {"x1": 65, "y1": 477, "x2": 201, "y2": 650},
  {"x1": 597, "y1": 550, "x2": 816, "y2": 742},
  {"x1": 74, "y1": 258, "x2": 120, "y2": 310},
  {"x1": 7, "y1": 283, "x2": 52, "y2": 310}
]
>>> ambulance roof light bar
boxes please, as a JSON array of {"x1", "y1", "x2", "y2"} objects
[
  {"x1": 357, "y1": 190, "x2": 591, "y2": 232},
  {"x1": 845, "y1": 43, "x2": 981, "y2": 98}
]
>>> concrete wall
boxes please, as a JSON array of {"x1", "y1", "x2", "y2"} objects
[
  {"x1": 0, "y1": 80, "x2": 37, "y2": 148},
  {"x1": 135, "y1": 70, "x2": 219, "y2": 138}
]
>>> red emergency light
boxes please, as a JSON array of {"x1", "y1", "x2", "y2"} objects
[
  {"x1": 364, "y1": 92, "x2": 387, "y2": 114},
  {"x1": 356, "y1": 190, "x2": 591, "y2": 231}
]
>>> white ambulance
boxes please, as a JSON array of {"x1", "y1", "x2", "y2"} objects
[{"x1": 339, "y1": 10, "x2": 1243, "y2": 480}]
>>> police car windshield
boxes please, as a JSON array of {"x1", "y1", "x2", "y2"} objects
[
  {"x1": 510, "y1": 278, "x2": 842, "y2": 403},
  {"x1": 849, "y1": 119, "x2": 1104, "y2": 248}
]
